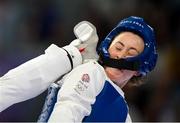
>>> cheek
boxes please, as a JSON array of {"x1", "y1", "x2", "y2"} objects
[{"x1": 108, "y1": 47, "x2": 116, "y2": 58}]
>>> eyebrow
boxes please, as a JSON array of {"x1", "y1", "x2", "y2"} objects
[{"x1": 117, "y1": 41, "x2": 140, "y2": 54}]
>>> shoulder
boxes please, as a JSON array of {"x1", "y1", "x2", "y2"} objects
[
  {"x1": 64, "y1": 60, "x2": 107, "y2": 84},
  {"x1": 75, "y1": 60, "x2": 102, "y2": 70},
  {"x1": 62, "y1": 61, "x2": 107, "y2": 95},
  {"x1": 70, "y1": 60, "x2": 105, "y2": 77}
]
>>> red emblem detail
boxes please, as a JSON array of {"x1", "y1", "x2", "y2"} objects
[{"x1": 81, "y1": 74, "x2": 90, "y2": 83}]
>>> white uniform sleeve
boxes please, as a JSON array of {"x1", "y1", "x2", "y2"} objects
[
  {"x1": 0, "y1": 44, "x2": 82, "y2": 112},
  {"x1": 48, "y1": 61, "x2": 106, "y2": 122}
]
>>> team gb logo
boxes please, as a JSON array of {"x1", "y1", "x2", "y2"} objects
[{"x1": 81, "y1": 74, "x2": 90, "y2": 83}]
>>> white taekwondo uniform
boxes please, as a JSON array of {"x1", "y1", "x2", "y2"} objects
[
  {"x1": 0, "y1": 44, "x2": 82, "y2": 112},
  {"x1": 48, "y1": 60, "x2": 132, "y2": 122}
]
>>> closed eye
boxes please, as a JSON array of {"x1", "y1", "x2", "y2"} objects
[
  {"x1": 115, "y1": 42, "x2": 124, "y2": 50},
  {"x1": 129, "y1": 48, "x2": 139, "y2": 55},
  {"x1": 116, "y1": 41, "x2": 139, "y2": 56},
  {"x1": 115, "y1": 47, "x2": 122, "y2": 51},
  {"x1": 128, "y1": 49, "x2": 139, "y2": 56}
]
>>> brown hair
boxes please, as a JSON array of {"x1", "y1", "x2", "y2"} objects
[{"x1": 127, "y1": 75, "x2": 146, "y2": 86}]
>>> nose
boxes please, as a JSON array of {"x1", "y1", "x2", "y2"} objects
[{"x1": 116, "y1": 49, "x2": 127, "y2": 59}]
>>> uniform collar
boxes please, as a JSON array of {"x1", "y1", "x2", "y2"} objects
[{"x1": 106, "y1": 77, "x2": 125, "y2": 98}]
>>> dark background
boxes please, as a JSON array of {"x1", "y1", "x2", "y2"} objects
[{"x1": 0, "y1": 0, "x2": 180, "y2": 122}]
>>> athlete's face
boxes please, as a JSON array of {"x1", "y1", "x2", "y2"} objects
[{"x1": 105, "y1": 31, "x2": 144, "y2": 88}]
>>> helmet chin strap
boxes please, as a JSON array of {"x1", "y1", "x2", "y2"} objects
[{"x1": 98, "y1": 54, "x2": 140, "y2": 71}]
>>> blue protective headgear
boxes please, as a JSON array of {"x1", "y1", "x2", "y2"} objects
[{"x1": 98, "y1": 16, "x2": 158, "y2": 76}]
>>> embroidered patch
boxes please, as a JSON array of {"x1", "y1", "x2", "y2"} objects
[
  {"x1": 81, "y1": 74, "x2": 90, "y2": 83},
  {"x1": 74, "y1": 74, "x2": 90, "y2": 94}
]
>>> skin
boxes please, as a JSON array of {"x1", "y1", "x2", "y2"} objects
[{"x1": 105, "y1": 31, "x2": 144, "y2": 88}]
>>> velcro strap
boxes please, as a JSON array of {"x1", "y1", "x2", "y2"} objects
[
  {"x1": 62, "y1": 48, "x2": 73, "y2": 70},
  {"x1": 99, "y1": 54, "x2": 140, "y2": 71}
]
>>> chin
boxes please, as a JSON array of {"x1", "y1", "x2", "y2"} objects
[{"x1": 106, "y1": 68, "x2": 124, "y2": 80}]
